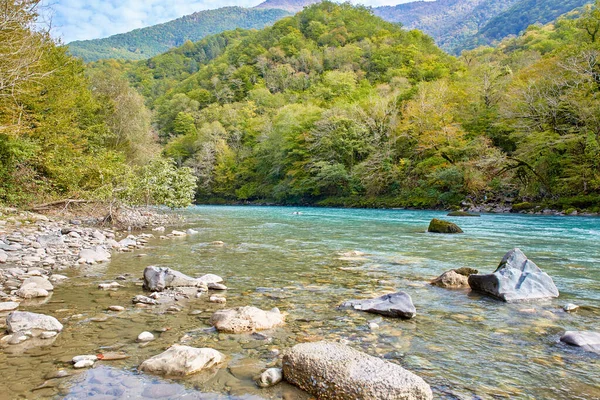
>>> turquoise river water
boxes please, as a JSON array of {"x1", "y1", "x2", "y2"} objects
[{"x1": 0, "y1": 206, "x2": 599, "y2": 399}]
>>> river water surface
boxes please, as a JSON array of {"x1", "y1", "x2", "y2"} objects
[{"x1": 1, "y1": 206, "x2": 599, "y2": 399}]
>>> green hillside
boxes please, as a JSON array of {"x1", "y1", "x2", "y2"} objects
[
  {"x1": 109, "y1": 1, "x2": 600, "y2": 209},
  {"x1": 68, "y1": 7, "x2": 291, "y2": 62}
]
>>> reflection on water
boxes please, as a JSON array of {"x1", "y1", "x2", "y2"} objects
[{"x1": 1, "y1": 206, "x2": 599, "y2": 399}]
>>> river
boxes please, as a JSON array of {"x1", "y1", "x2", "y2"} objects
[{"x1": 1, "y1": 206, "x2": 599, "y2": 399}]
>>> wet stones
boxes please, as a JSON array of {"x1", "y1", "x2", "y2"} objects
[
  {"x1": 468, "y1": 248, "x2": 559, "y2": 302},
  {"x1": 560, "y1": 331, "x2": 600, "y2": 354},
  {"x1": 340, "y1": 292, "x2": 416, "y2": 319},
  {"x1": 427, "y1": 219, "x2": 463, "y2": 234},
  {"x1": 282, "y1": 341, "x2": 433, "y2": 400},
  {"x1": 142, "y1": 266, "x2": 214, "y2": 292},
  {"x1": 0, "y1": 301, "x2": 19, "y2": 312},
  {"x1": 137, "y1": 331, "x2": 155, "y2": 342},
  {"x1": 6, "y1": 311, "x2": 63, "y2": 334},
  {"x1": 139, "y1": 345, "x2": 224, "y2": 376},
  {"x1": 256, "y1": 367, "x2": 283, "y2": 388},
  {"x1": 431, "y1": 268, "x2": 478, "y2": 289},
  {"x1": 210, "y1": 306, "x2": 285, "y2": 333}
]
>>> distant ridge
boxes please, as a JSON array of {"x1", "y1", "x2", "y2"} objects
[{"x1": 254, "y1": 0, "x2": 322, "y2": 13}]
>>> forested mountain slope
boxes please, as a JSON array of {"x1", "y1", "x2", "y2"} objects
[
  {"x1": 254, "y1": 0, "x2": 321, "y2": 13},
  {"x1": 68, "y1": 7, "x2": 291, "y2": 62},
  {"x1": 107, "y1": 1, "x2": 600, "y2": 210}
]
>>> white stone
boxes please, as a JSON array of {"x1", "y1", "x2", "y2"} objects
[
  {"x1": 0, "y1": 302, "x2": 19, "y2": 312},
  {"x1": 74, "y1": 360, "x2": 94, "y2": 369},
  {"x1": 137, "y1": 331, "x2": 155, "y2": 342},
  {"x1": 139, "y1": 345, "x2": 224, "y2": 376},
  {"x1": 257, "y1": 368, "x2": 283, "y2": 388},
  {"x1": 73, "y1": 355, "x2": 98, "y2": 363}
]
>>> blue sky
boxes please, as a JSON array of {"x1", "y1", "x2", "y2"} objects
[{"x1": 47, "y1": 0, "x2": 413, "y2": 43}]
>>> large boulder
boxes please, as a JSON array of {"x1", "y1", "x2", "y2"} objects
[
  {"x1": 210, "y1": 306, "x2": 285, "y2": 333},
  {"x1": 143, "y1": 266, "x2": 215, "y2": 292},
  {"x1": 139, "y1": 345, "x2": 224, "y2": 376},
  {"x1": 6, "y1": 311, "x2": 63, "y2": 333},
  {"x1": 340, "y1": 292, "x2": 416, "y2": 319},
  {"x1": 468, "y1": 248, "x2": 559, "y2": 302},
  {"x1": 560, "y1": 331, "x2": 600, "y2": 354},
  {"x1": 431, "y1": 268, "x2": 478, "y2": 289},
  {"x1": 283, "y1": 342, "x2": 432, "y2": 400},
  {"x1": 427, "y1": 219, "x2": 463, "y2": 234}
]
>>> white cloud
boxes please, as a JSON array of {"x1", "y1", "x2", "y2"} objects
[{"x1": 47, "y1": 0, "x2": 416, "y2": 43}]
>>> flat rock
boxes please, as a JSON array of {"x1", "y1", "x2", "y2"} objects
[
  {"x1": 0, "y1": 302, "x2": 19, "y2": 312},
  {"x1": 132, "y1": 295, "x2": 158, "y2": 305},
  {"x1": 79, "y1": 246, "x2": 111, "y2": 264},
  {"x1": 468, "y1": 248, "x2": 559, "y2": 302},
  {"x1": 16, "y1": 284, "x2": 49, "y2": 299},
  {"x1": 21, "y1": 277, "x2": 54, "y2": 291},
  {"x1": 143, "y1": 266, "x2": 210, "y2": 292},
  {"x1": 7, "y1": 311, "x2": 63, "y2": 333},
  {"x1": 210, "y1": 306, "x2": 285, "y2": 333},
  {"x1": 139, "y1": 345, "x2": 224, "y2": 376},
  {"x1": 283, "y1": 341, "x2": 433, "y2": 400},
  {"x1": 340, "y1": 292, "x2": 416, "y2": 319},
  {"x1": 560, "y1": 331, "x2": 600, "y2": 354}
]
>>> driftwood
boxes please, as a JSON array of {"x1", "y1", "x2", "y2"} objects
[{"x1": 31, "y1": 199, "x2": 94, "y2": 211}]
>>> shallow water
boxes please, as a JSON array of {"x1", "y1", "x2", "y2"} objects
[{"x1": 1, "y1": 206, "x2": 599, "y2": 399}]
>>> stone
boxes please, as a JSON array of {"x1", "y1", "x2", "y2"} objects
[
  {"x1": 21, "y1": 277, "x2": 53, "y2": 291},
  {"x1": 210, "y1": 306, "x2": 285, "y2": 333},
  {"x1": 152, "y1": 226, "x2": 166, "y2": 232},
  {"x1": 208, "y1": 282, "x2": 228, "y2": 290},
  {"x1": 7, "y1": 311, "x2": 63, "y2": 333},
  {"x1": 143, "y1": 266, "x2": 210, "y2": 292},
  {"x1": 74, "y1": 360, "x2": 94, "y2": 369},
  {"x1": 137, "y1": 331, "x2": 155, "y2": 342},
  {"x1": 108, "y1": 305, "x2": 125, "y2": 312},
  {"x1": 119, "y1": 237, "x2": 137, "y2": 248},
  {"x1": 283, "y1": 341, "x2": 433, "y2": 400},
  {"x1": 132, "y1": 295, "x2": 158, "y2": 305},
  {"x1": 49, "y1": 274, "x2": 69, "y2": 283},
  {"x1": 139, "y1": 345, "x2": 224, "y2": 376},
  {"x1": 447, "y1": 211, "x2": 480, "y2": 217},
  {"x1": 16, "y1": 284, "x2": 49, "y2": 299},
  {"x1": 171, "y1": 230, "x2": 187, "y2": 237},
  {"x1": 40, "y1": 331, "x2": 57, "y2": 339},
  {"x1": 209, "y1": 295, "x2": 226, "y2": 304},
  {"x1": 198, "y1": 274, "x2": 224, "y2": 284},
  {"x1": 98, "y1": 282, "x2": 122, "y2": 290},
  {"x1": 72, "y1": 355, "x2": 98, "y2": 363},
  {"x1": 468, "y1": 248, "x2": 559, "y2": 302},
  {"x1": 97, "y1": 352, "x2": 129, "y2": 361},
  {"x1": 563, "y1": 303, "x2": 579, "y2": 312},
  {"x1": 186, "y1": 229, "x2": 199, "y2": 235},
  {"x1": 368, "y1": 322, "x2": 380, "y2": 330},
  {"x1": 0, "y1": 252, "x2": 7, "y2": 263},
  {"x1": 0, "y1": 302, "x2": 19, "y2": 312},
  {"x1": 340, "y1": 292, "x2": 416, "y2": 319},
  {"x1": 560, "y1": 331, "x2": 600, "y2": 354},
  {"x1": 257, "y1": 367, "x2": 283, "y2": 388},
  {"x1": 79, "y1": 246, "x2": 111, "y2": 264},
  {"x1": 431, "y1": 268, "x2": 478, "y2": 289},
  {"x1": 427, "y1": 219, "x2": 463, "y2": 234}
]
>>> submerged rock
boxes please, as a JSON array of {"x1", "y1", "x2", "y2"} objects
[
  {"x1": 7, "y1": 311, "x2": 63, "y2": 333},
  {"x1": 431, "y1": 268, "x2": 478, "y2": 289},
  {"x1": 563, "y1": 303, "x2": 579, "y2": 312},
  {"x1": 257, "y1": 367, "x2": 283, "y2": 388},
  {"x1": 427, "y1": 219, "x2": 463, "y2": 234},
  {"x1": 79, "y1": 246, "x2": 111, "y2": 264},
  {"x1": 283, "y1": 341, "x2": 433, "y2": 400},
  {"x1": 468, "y1": 248, "x2": 559, "y2": 302},
  {"x1": 210, "y1": 306, "x2": 285, "y2": 333},
  {"x1": 560, "y1": 331, "x2": 600, "y2": 354},
  {"x1": 139, "y1": 345, "x2": 224, "y2": 376},
  {"x1": 340, "y1": 292, "x2": 416, "y2": 319},
  {"x1": 143, "y1": 266, "x2": 214, "y2": 292},
  {"x1": 447, "y1": 211, "x2": 480, "y2": 217}
]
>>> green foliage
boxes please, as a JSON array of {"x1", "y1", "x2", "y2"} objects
[{"x1": 68, "y1": 7, "x2": 292, "y2": 62}]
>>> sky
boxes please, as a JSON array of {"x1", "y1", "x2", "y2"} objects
[{"x1": 47, "y1": 0, "x2": 414, "y2": 43}]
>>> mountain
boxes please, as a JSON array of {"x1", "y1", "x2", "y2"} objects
[
  {"x1": 374, "y1": 0, "x2": 593, "y2": 54},
  {"x1": 254, "y1": 0, "x2": 322, "y2": 13},
  {"x1": 68, "y1": 7, "x2": 291, "y2": 62}
]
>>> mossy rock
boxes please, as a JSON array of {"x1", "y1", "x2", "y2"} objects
[
  {"x1": 512, "y1": 202, "x2": 535, "y2": 211},
  {"x1": 447, "y1": 211, "x2": 480, "y2": 217},
  {"x1": 427, "y1": 219, "x2": 463, "y2": 234},
  {"x1": 453, "y1": 267, "x2": 478, "y2": 276}
]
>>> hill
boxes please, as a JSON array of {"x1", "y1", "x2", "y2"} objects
[
  {"x1": 254, "y1": 0, "x2": 322, "y2": 13},
  {"x1": 68, "y1": 7, "x2": 291, "y2": 62}
]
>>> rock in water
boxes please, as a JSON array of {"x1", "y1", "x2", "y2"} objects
[
  {"x1": 468, "y1": 248, "x2": 559, "y2": 302},
  {"x1": 257, "y1": 367, "x2": 283, "y2": 388},
  {"x1": 283, "y1": 341, "x2": 432, "y2": 400},
  {"x1": 340, "y1": 292, "x2": 416, "y2": 319},
  {"x1": 210, "y1": 306, "x2": 285, "y2": 333},
  {"x1": 7, "y1": 311, "x2": 63, "y2": 333},
  {"x1": 139, "y1": 345, "x2": 224, "y2": 376},
  {"x1": 427, "y1": 219, "x2": 463, "y2": 234},
  {"x1": 431, "y1": 268, "x2": 478, "y2": 289},
  {"x1": 143, "y1": 266, "x2": 214, "y2": 292},
  {"x1": 560, "y1": 331, "x2": 600, "y2": 354},
  {"x1": 447, "y1": 211, "x2": 480, "y2": 217}
]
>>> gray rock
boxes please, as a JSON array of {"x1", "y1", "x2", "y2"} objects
[
  {"x1": 16, "y1": 284, "x2": 49, "y2": 299},
  {"x1": 468, "y1": 248, "x2": 559, "y2": 302},
  {"x1": 560, "y1": 331, "x2": 600, "y2": 354},
  {"x1": 79, "y1": 246, "x2": 111, "y2": 264},
  {"x1": 139, "y1": 345, "x2": 224, "y2": 376},
  {"x1": 0, "y1": 302, "x2": 19, "y2": 312},
  {"x1": 210, "y1": 306, "x2": 285, "y2": 333},
  {"x1": 7, "y1": 311, "x2": 63, "y2": 333},
  {"x1": 283, "y1": 341, "x2": 433, "y2": 400},
  {"x1": 132, "y1": 295, "x2": 158, "y2": 305},
  {"x1": 143, "y1": 266, "x2": 211, "y2": 292},
  {"x1": 257, "y1": 367, "x2": 283, "y2": 388},
  {"x1": 0, "y1": 251, "x2": 7, "y2": 263},
  {"x1": 21, "y1": 276, "x2": 53, "y2": 292},
  {"x1": 340, "y1": 292, "x2": 416, "y2": 319},
  {"x1": 37, "y1": 235, "x2": 64, "y2": 248},
  {"x1": 137, "y1": 331, "x2": 155, "y2": 342}
]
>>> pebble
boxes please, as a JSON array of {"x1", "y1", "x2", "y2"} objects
[
  {"x1": 368, "y1": 322, "x2": 380, "y2": 330},
  {"x1": 72, "y1": 355, "x2": 98, "y2": 363},
  {"x1": 209, "y1": 295, "x2": 226, "y2": 304},
  {"x1": 108, "y1": 305, "x2": 125, "y2": 312},
  {"x1": 563, "y1": 303, "x2": 579, "y2": 312},
  {"x1": 98, "y1": 282, "x2": 122, "y2": 290},
  {"x1": 40, "y1": 331, "x2": 58, "y2": 339},
  {"x1": 73, "y1": 360, "x2": 94, "y2": 369},
  {"x1": 137, "y1": 331, "x2": 155, "y2": 342}
]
